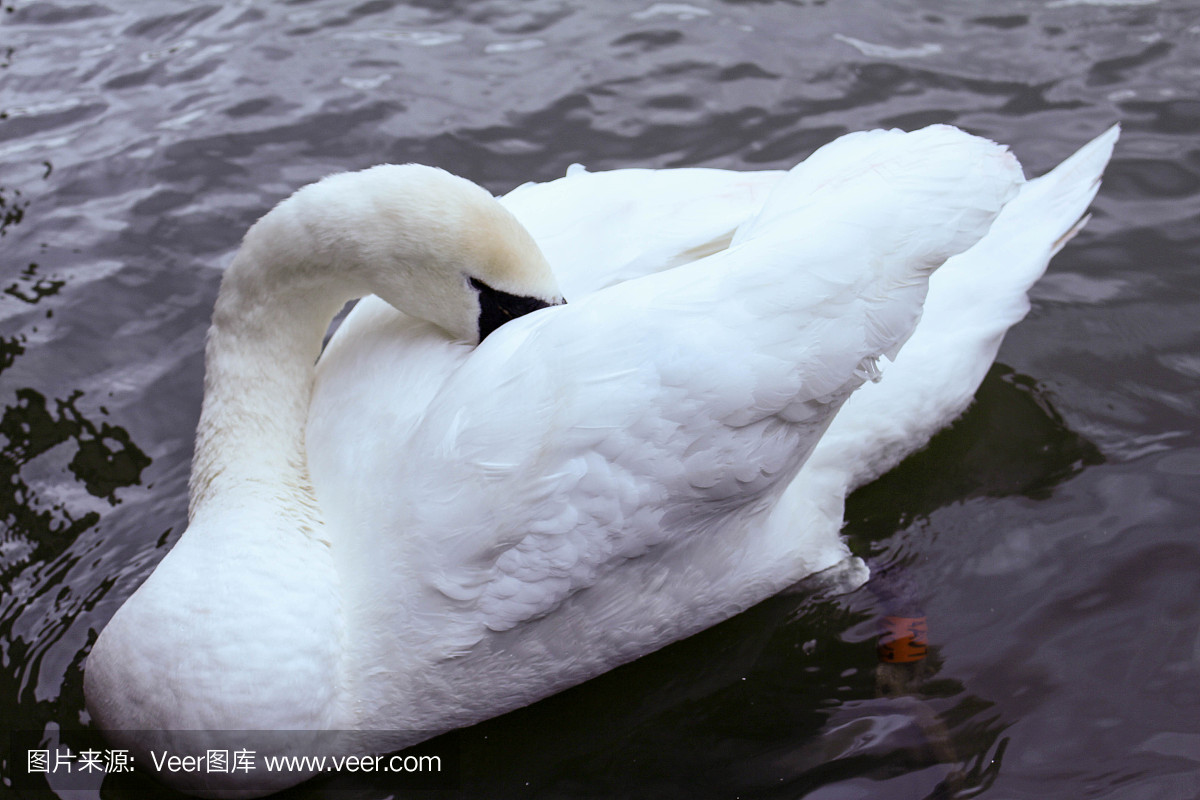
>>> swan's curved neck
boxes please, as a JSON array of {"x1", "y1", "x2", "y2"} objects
[
  {"x1": 188, "y1": 216, "x2": 363, "y2": 523},
  {"x1": 185, "y1": 165, "x2": 558, "y2": 523},
  {"x1": 85, "y1": 217, "x2": 366, "y2": 738}
]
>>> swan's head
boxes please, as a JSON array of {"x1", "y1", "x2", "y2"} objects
[{"x1": 264, "y1": 163, "x2": 565, "y2": 344}]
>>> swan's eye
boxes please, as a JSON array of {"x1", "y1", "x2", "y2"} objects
[{"x1": 470, "y1": 277, "x2": 565, "y2": 341}]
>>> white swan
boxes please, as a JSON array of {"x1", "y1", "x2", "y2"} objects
[{"x1": 84, "y1": 124, "x2": 1117, "y2": 797}]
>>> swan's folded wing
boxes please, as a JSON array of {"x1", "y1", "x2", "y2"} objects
[{"x1": 405, "y1": 126, "x2": 1025, "y2": 644}]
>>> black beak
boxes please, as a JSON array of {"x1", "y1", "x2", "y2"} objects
[{"x1": 471, "y1": 277, "x2": 565, "y2": 341}]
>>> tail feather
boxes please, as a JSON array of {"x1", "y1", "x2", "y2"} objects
[{"x1": 994, "y1": 123, "x2": 1118, "y2": 256}]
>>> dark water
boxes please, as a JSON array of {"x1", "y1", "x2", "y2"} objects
[{"x1": 2, "y1": 1, "x2": 1199, "y2": 798}]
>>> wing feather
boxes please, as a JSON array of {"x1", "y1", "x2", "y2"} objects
[{"x1": 402, "y1": 127, "x2": 1023, "y2": 639}]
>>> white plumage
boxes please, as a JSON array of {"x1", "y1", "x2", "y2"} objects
[{"x1": 84, "y1": 124, "x2": 1118, "y2": 797}]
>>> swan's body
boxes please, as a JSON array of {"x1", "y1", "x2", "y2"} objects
[{"x1": 84, "y1": 124, "x2": 1117, "y2": 797}]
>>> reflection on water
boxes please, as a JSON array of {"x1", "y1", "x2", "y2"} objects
[
  {"x1": 0, "y1": 166, "x2": 151, "y2": 800},
  {"x1": 845, "y1": 365, "x2": 1105, "y2": 545},
  {"x1": 2, "y1": 0, "x2": 1199, "y2": 797},
  {"x1": 0, "y1": 181, "x2": 150, "y2": 577},
  {"x1": 0, "y1": 387, "x2": 150, "y2": 573},
  {"x1": 1, "y1": 187, "x2": 29, "y2": 238}
]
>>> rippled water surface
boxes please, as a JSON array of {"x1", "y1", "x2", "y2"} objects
[{"x1": 3, "y1": 1, "x2": 1200, "y2": 798}]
